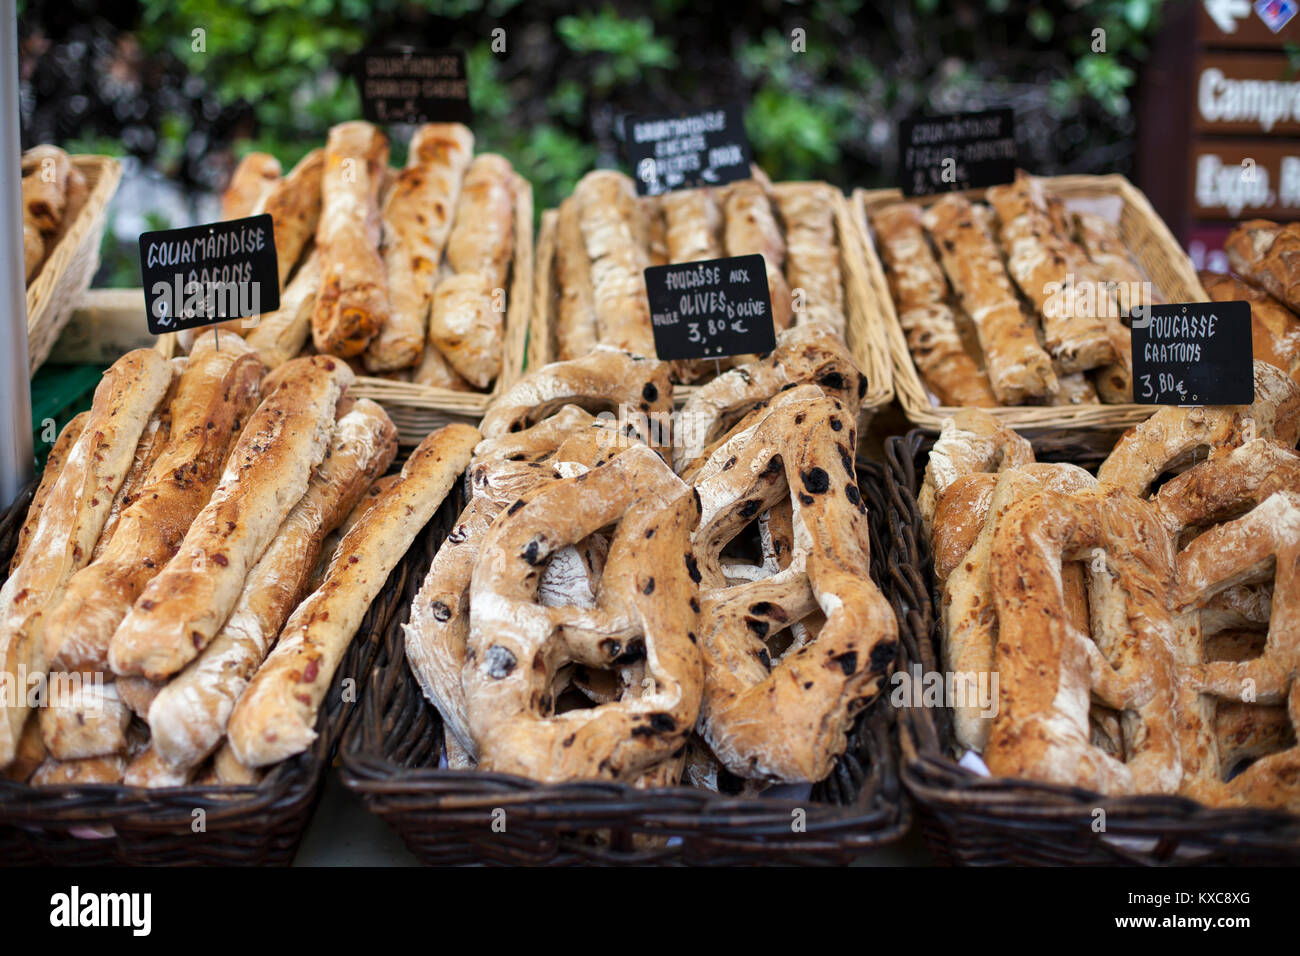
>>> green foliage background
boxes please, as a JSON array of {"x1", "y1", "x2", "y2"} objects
[{"x1": 20, "y1": 0, "x2": 1171, "y2": 286}]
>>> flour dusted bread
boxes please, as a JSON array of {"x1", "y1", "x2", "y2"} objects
[
  {"x1": 245, "y1": 250, "x2": 320, "y2": 368},
  {"x1": 723, "y1": 176, "x2": 793, "y2": 333},
  {"x1": 922, "y1": 194, "x2": 1057, "y2": 402},
  {"x1": 554, "y1": 197, "x2": 600, "y2": 362},
  {"x1": 917, "y1": 408, "x2": 1034, "y2": 528},
  {"x1": 222, "y1": 152, "x2": 281, "y2": 219},
  {"x1": 262, "y1": 148, "x2": 324, "y2": 289},
  {"x1": 110, "y1": 355, "x2": 354, "y2": 680},
  {"x1": 13, "y1": 410, "x2": 88, "y2": 573},
  {"x1": 986, "y1": 173, "x2": 1115, "y2": 373},
  {"x1": 312, "y1": 121, "x2": 390, "y2": 357},
  {"x1": 0, "y1": 349, "x2": 173, "y2": 767},
  {"x1": 148, "y1": 400, "x2": 396, "y2": 770},
  {"x1": 228, "y1": 422, "x2": 478, "y2": 766},
  {"x1": 428, "y1": 271, "x2": 501, "y2": 389},
  {"x1": 870, "y1": 203, "x2": 996, "y2": 408},
  {"x1": 39, "y1": 680, "x2": 131, "y2": 760},
  {"x1": 367, "y1": 124, "x2": 474, "y2": 372},
  {"x1": 773, "y1": 182, "x2": 845, "y2": 334},
  {"x1": 574, "y1": 170, "x2": 655, "y2": 356},
  {"x1": 45, "y1": 332, "x2": 263, "y2": 674}
]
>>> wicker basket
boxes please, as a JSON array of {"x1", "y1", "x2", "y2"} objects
[
  {"x1": 530, "y1": 184, "x2": 894, "y2": 434},
  {"x1": 149, "y1": 174, "x2": 533, "y2": 446},
  {"x1": 882, "y1": 430, "x2": 1300, "y2": 865},
  {"x1": 25, "y1": 155, "x2": 122, "y2": 374},
  {"x1": 341, "y1": 457, "x2": 908, "y2": 866},
  {"x1": 0, "y1": 477, "x2": 422, "y2": 866},
  {"x1": 852, "y1": 175, "x2": 1207, "y2": 434}
]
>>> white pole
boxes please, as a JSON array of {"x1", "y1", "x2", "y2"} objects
[{"x1": 0, "y1": 0, "x2": 32, "y2": 503}]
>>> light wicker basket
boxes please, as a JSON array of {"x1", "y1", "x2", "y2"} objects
[
  {"x1": 141, "y1": 174, "x2": 532, "y2": 445},
  {"x1": 530, "y1": 184, "x2": 894, "y2": 435},
  {"x1": 25, "y1": 155, "x2": 122, "y2": 373},
  {"x1": 852, "y1": 174, "x2": 1207, "y2": 434}
]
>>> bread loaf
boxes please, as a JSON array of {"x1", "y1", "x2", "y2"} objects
[
  {"x1": 366, "y1": 124, "x2": 475, "y2": 372},
  {"x1": 1201, "y1": 271, "x2": 1300, "y2": 386},
  {"x1": 922, "y1": 195, "x2": 1057, "y2": 402},
  {"x1": 1226, "y1": 220, "x2": 1300, "y2": 313},
  {"x1": 870, "y1": 203, "x2": 997, "y2": 407},
  {"x1": 109, "y1": 355, "x2": 354, "y2": 680},
  {"x1": 554, "y1": 197, "x2": 599, "y2": 361},
  {"x1": 222, "y1": 152, "x2": 281, "y2": 220},
  {"x1": 446, "y1": 153, "x2": 514, "y2": 293},
  {"x1": 39, "y1": 679, "x2": 131, "y2": 760},
  {"x1": 262, "y1": 148, "x2": 324, "y2": 289},
  {"x1": 12, "y1": 411, "x2": 88, "y2": 573},
  {"x1": 148, "y1": 399, "x2": 396, "y2": 770},
  {"x1": 773, "y1": 182, "x2": 844, "y2": 334},
  {"x1": 244, "y1": 250, "x2": 321, "y2": 368},
  {"x1": 428, "y1": 271, "x2": 501, "y2": 388},
  {"x1": 312, "y1": 121, "x2": 390, "y2": 357},
  {"x1": 574, "y1": 170, "x2": 655, "y2": 356},
  {"x1": 45, "y1": 332, "x2": 263, "y2": 674},
  {"x1": 723, "y1": 177, "x2": 793, "y2": 332},
  {"x1": 0, "y1": 349, "x2": 173, "y2": 766},
  {"x1": 228, "y1": 422, "x2": 478, "y2": 766}
]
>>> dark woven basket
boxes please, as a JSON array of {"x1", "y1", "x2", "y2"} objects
[
  {"x1": 342, "y1": 458, "x2": 909, "y2": 866},
  {"x1": 0, "y1": 480, "x2": 417, "y2": 866},
  {"x1": 883, "y1": 430, "x2": 1300, "y2": 866}
]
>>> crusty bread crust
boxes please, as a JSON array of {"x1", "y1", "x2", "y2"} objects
[
  {"x1": 228, "y1": 422, "x2": 478, "y2": 767},
  {"x1": 109, "y1": 355, "x2": 354, "y2": 680}
]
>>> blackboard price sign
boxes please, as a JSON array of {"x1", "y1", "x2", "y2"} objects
[
  {"x1": 1130, "y1": 300, "x2": 1254, "y2": 406},
  {"x1": 355, "y1": 47, "x2": 471, "y2": 126},
  {"x1": 139, "y1": 214, "x2": 280, "y2": 335},
  {"x1": 645, "y1": 254, "x2": 776, "y2": 360},
  {"x1": 899, "y1": 108, "x2": 1017, "y2": 196},
  {"x1": 623, "y1": 104, "x2": 751, "y2": 197}
]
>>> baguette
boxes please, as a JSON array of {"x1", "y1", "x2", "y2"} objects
[
  {"x1": 12, "y1": 411, "x2": 88, "y2": 573},
  {"x1": 446, "y1": 153, "x2": 514, "y2": 293},
  {"x1": 149, "y1": 400, "x2": 396, "y2": 770},
  {"x1": 39, "y1": 679, "x2": 131, "y2": 760},
  {"x1": 642, "y1": 196, "x2": 668, "y2": 266},
  {"x1": 45, "y1": 333, "x2": 264, "y2": 674},
  {"x1": 773, "y1": 182, "x2": 845, "y2": 335},
  {"x1": 723, "y1": 177, "x2": 793, "y2": 332},
  {"x1": 987, "y1": 175, "x2": 1115, "y2": 372},
  {"x1": 262, "y1": 148, "x2": 324, "y2": 289},
  {"x1": 922, "y1": 195, "x2": 1057, "y2": 402},
  {"x1": 428, "y1": 271, "x2": 501, "y2": 388},
  {"x1": 244, "y1": 249, "x2": 320, "y2": 368},
  {"x1": 109, "y1": 355, "x2": 354, "y2": 680},
  {"x1": 228, "y1": 422, "x2": 479, "y2": 766},
  {"x1": 222, "y1": 152, "x2": 281, "y2": 220},
  {"x1": 870, "y1": 203, "x2": 998, "y2": 407},
  {"x1": 555, "y1": 197, "x2": 599, "y2": 361},
  {"x1": 366, "y1": 123, "x2": 475, "y2": 372},
  {"x1": 312, "y1": 121, "x2": 390, "y2": 357},
  {"x1": 574, "y1": 170, "x2": 655, "y2": 356},
  {"x1": 211, "y1": 740, "x2": 262, "y2": 785},
  {"x1": 0, "y1": 349, "x2": 173, "y2": 766},
  {"x1": 90, "y1": 382, "x2": 175, "y2": 563}
]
